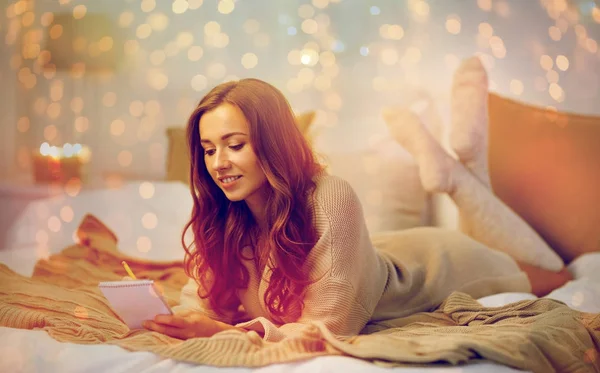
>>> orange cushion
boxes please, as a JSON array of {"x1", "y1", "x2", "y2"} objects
[{"x1": 488, "y1": 93, "x2": 600, "y2": 263}]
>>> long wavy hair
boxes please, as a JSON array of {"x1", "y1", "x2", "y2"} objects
[{"x1": 182, "y1": 78, "x2": 323, "y2": 323}]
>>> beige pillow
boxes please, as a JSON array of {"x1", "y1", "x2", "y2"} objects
[
  {"x1": 322, "y1": 146, "x2": 428, "y2": 233},
  {"x1": 166, "y1": 111, "x2": 317, "y2": 184},
  {"x1": 165, "y1": 127, "x2": 190, "y2": 184},
  {"x1": 488, "y1": 93, "x2": 600, "y2": 263}
]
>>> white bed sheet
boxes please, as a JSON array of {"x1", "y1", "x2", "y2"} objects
[{"x1": 1, "y1": 182, "x2": 599, "y2": 373}]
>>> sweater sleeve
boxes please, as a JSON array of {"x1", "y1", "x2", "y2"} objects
[
  {"x1": 235, "y1": 176, "x2": 388, "y2": 342},
  {"x1": 173, "y1": 278, "x2": 240, "y2": 325}
]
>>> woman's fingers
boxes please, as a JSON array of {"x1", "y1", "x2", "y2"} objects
[
  {"x1": 143, "y1": 311, "x2": 216, "y2": 339},
  {"x1": 154, "y1": 314, "x2": 188, "y2": 328},
  {"x1": 143, "y1": 320, "x2": 190, "y2": 339}
]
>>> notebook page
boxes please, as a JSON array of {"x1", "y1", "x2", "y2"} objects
[{"x1": 99, "y1": 280, "x2": 173, "y2": 329}]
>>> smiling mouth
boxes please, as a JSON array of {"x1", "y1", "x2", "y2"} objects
[{"x1": 220, "y1": 176, "x2": 242, "y2": 184}]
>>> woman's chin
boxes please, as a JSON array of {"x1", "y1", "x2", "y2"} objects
[{"x1": 223, "y1": 192, "x2": 245, "y2": 202}]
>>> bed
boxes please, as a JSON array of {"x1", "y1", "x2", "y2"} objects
[{"x1": 1, "y1": 180, "x2": 599, "y2": 373}]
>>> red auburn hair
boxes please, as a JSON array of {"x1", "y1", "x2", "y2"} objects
[{"x1": 182, "y1": 78, "x2": 323, "y2": 322}]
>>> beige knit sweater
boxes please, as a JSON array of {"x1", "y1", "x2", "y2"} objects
[
  {"x1": 0, "y1": 213, "x2": 598, "y2": 372},
  {"x1": 177, "y1": 174, "x2": 531, "y2": 342}
]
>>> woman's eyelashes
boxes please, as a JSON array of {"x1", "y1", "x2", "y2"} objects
[
  {"x1": 229, "y1": 143, "x2": 245, "y2": 151},
  {"x1": 203, "y1": 143, "x2": 245, "y2": 156}
]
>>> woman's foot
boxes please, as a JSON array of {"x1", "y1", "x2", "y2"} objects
[
  {"x1": 450, "y1": 56, "x2": 491, "y2": 188},
  {"x1": 382, "y1": 107, "x2": 455, "y2": 193}
]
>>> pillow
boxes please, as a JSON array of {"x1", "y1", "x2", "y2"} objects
[
  {"x1": 165, "y1": 111, "x2": 317, "y2": 184},
  {"x1": 488, "y1": 93, "x2": 600, "y2": 263},
  {"x1": 322, "y1": 145, "x2": 428, "y2": 233},
  {"x1": 165, "y1": 127, "x2": 190, "y2": 184}
]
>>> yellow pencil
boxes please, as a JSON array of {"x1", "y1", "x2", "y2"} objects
[{"x1": 121, "y1": 260, "x2": 137, "y2": 280}]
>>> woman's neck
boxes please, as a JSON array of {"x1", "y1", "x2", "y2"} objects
[{"x1": 245, "y1": 191, "x2": 269, "y2": 232}]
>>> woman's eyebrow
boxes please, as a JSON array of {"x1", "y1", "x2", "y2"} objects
[{"x1": 200, "y1": 132, "x2": 247, "y2": 144}]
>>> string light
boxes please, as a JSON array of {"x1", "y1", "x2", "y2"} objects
[
  {"x1": 217, "y1": 0, "x2": 235, "y2": 15},
  {"x1": 110, "y1": 119, "x2": 125, "y2": 136},
  {"x1": 147, "y1": 13, "x2": 168, "y2": 31},
  {"x1": 556, "y1": 55, "x2": 569, "y2": 71},
  {"x1": 445, "y1": 15, "x2": 461, "y2": 35},
  {"x1": 190, "y1": 74, "x2": 208, "y2": 91},
  {"x1": 141, "y1": 0, "x2": 156, "y2": 13},
  {"x1": 548, "y1": 26, "x2": 562, "y2": 41},
  {"x1": 119, "y1": 11, "x2": 134, "y2": 27},
  {"x1": 540, "y1": 54, "x2": 554, "y2": 70},
  {"x1": 117, "y1": 150, "x2": 133, "y2": 167},
  {"x1": 241, "y1": 53, "x2": 258, "y2": 69},
  {"x1": 6, "y1": 0, "x2": 598, "y2": 214},
  {"x1": 172, "y1": 0, "x2": 188, "y2": 14}
]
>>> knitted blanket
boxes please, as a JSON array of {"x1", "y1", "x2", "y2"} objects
[{"x1": 0, "y1": 215, "x2": 598, "y2": 373}]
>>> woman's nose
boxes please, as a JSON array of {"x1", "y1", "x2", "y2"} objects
[{"x1": 213, "y1": 150, "x2": 231, "y2": 170}]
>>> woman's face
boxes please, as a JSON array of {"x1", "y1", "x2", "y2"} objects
[{"x1": 199, "y1": 103, "x2": 268, "y2": 209}]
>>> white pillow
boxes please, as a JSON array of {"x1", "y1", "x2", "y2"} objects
[{"x1": 5, "y1": 182, "x2": 192, "y2": 262}]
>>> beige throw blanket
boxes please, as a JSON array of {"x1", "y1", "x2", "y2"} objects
[{"x1": 0, "y1": 215, "x2": 598, "y2": 373}]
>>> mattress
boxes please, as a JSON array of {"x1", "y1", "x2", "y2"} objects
[{"x1": 0, "y1": 181, "x2": 598, "y2": 373}]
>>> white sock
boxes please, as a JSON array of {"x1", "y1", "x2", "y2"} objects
[
  {"x1": 449, "y1": 165, "x2": 564, "y2": 271},
  {"x1": 382, "y1": 108, "x2": 453, "y2": 193},
  {"x1": 450, "y1": 56, "x2": 491, "y2": 189}
]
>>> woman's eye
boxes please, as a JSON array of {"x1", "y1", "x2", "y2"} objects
[
  {"x1": 229, "y1": 144, "x2": 244, "y2": 151},
  {"x1": 204, "y1": 149, "x2": 215, "y2": 156}
]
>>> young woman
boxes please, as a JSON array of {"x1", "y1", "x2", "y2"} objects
[{"x1": 143, "y1": 74, "x2": 572, "y2": 342}]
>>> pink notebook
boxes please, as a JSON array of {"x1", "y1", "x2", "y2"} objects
[{"x1": 99, "y1": 279, "x2": 173, "y2": 329}]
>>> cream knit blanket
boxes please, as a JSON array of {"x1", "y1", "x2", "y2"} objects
[{"x1": 0, "y1": 215, "x2": 598, "y2": 373}]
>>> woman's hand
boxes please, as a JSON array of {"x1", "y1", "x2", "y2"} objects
[{"x1": 143, "y1": 310, "x2": 230, "y2": 339}]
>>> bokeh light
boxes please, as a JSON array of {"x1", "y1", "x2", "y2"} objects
[
  {"x1": 188, "y1": 46, "x2": 204, "y2": 61},
  {"x1": 142, "y1": 212, "x2": 158, "y2": 229},
  {"x1": 60, "y1": 206, "x2": 74, "y2": 223},
  {"x1": 110, "y1": 119, "x2": 125, "y2": 136},
  {"x1": 241, "y1": 53, "x2": 258, "y2": 69},
  {"x1": 137, "y1": 236, "x2": 152, "y2": 252},
  {"x1": 118, "y1": 150, "x2": 133, "y2": 167},
  {"x1": 509, "y1": 79, "x2": 524, "y2": 95},
  {"x1": 218, "y1": 0, "x2": 235, "y2": 14},
  {"x1": 540, "y1": 54, "x2": 554, "y2": 70},
  {"x1": 102, "y1": 92, "x2": 117, "y2": 107},
  {"x1": 1, "y1": 0, "x2": 598, "y2": 224},
  {"x1": 556, "y1": 55, "x2": 569, "y2": 71},
  {"x1": 139, "y1": 182, "x2": 155, "y2": 199},
  {"x1": 48, "y1": 216, "x2": 61, "y2": 233},
  {"x1": 191, "y1": 74, "x2": 208, "y2": 91},
  {"x1": 446, "y1": 15, "x2": 461, "y2": 35}
]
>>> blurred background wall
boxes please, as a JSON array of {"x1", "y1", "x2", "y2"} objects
[{"x1": 1, "y1": 0, "x2": 599, "y2": 182}]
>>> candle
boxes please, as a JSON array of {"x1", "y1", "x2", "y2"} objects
[{"x1": 32, "y1": 143, "x2": 91, "y2": 184}]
